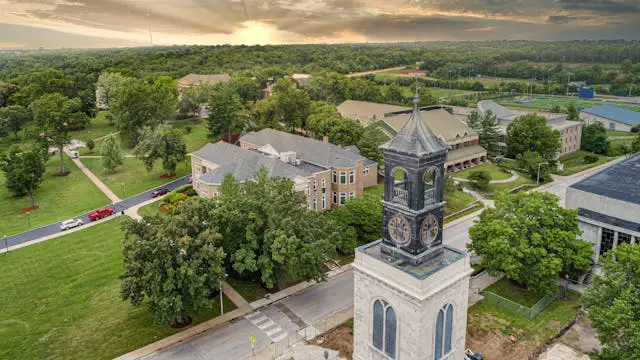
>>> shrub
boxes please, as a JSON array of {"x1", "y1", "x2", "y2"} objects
[
  {"x1": 583, "y1": 153, "x2": 599, "y2": 164},
  {"x1": 631, "y1": 124, "x2": 639, "y2": 133},
  {"x1": 469, "y1": 170, "x2": 491, "y2": 190},
  {"x1": 183, "y1": 126, "x2": 193, "y2": 134},
  {"x1": 185, "y1": 188, "x2": 197, "y2": 197},
  {"x1": 169, "y1": 192, "x2": 188, "y2": 204},
  {"x1": 86, "y1": 139, "x2": 95, "y2": 150},
  {"x1": 174, "y1": 184, "x2": 193, "y2": 193}
]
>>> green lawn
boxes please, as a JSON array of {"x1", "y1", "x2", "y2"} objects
[
  {"x1": 0, "y1": 220, "x2": 236, "y2": 360},
  {"x1": 137, "y1": 201, "x2": 166, "y2": 217},
  {"x1": 171, "y1": 119, "x2": 213, "y2": 153},
  {"x1": 556, "y1": 151, "x2": 617, "y2": 176},
  {"x1": 0, "y1": 156, "x2": 110, "y2": 236},
  {"x1": 364, "y1": 183, "x2": 476, "y2": 215},
  {"x1": 482, "y1": 171, "x2": 536, "y2": 195},
  {"x1": 497, "y1": 97, "x2": 640, "y2": 112},
  {"x1": 80, "y1": 157, "x2": 191, "y2": 198},
  {"x1": 454, "y1": 164, "x2": 512, "y2": 181},
  {"x1": 68, "y1": 112, "x2": 118, "y2": 144},
  {"x1": 427, "y1": 87, "x2": 474, "y2": 98},
  {"x1": 606, "y1": 130, "x2": 634, "y2": 137},
  {"x1": 226, "y1": 277, "x2": 268, "y2": 303},
  {"x1": 483, "y1": 278, "x2": 545, "y2": 307}
]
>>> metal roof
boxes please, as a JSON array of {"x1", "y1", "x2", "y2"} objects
[
  {"x1": 477, "y1": 100, "x2": 519, "y2": 121},
  {"x1": 570, "y1": 154, "x2": 640, "y2": 206},
  {"x1": 383, "y1": 108, "x2": 478, "y2": 142},
  {"x1": 580, "y1": 104, "x2": 640, "y2": 127},
  {"x1": 337, "y1": 100, "x2": 410, "y2": 126}
]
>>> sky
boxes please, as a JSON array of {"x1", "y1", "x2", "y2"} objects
[{"x1": 0, "y1": 0, "x2": 639, "y2": 49}]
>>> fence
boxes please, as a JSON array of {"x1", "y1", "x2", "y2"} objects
[
  {"x1": 480, "y1": 286, "x2": 564, "y2": 321},
  {"x1": 252, "y1": 306, "x2": 353, "y2": 360}
]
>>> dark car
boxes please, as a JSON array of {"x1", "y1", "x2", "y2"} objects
[{"x1": 151, "y1": 188, "x2": 169, "y2": 198}]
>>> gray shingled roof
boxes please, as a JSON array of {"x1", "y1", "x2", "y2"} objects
[
  {"x1": 570, "y1": 154, "x2": 640, "y2": 205},
  {"x1": 191, "y1": 142, "x2": 311, "y2": 185},
  {"x1": 178, "y1": 73, "x2": 231, "y2": 86},
  {"x1": 240, "y1": 128, "x2": 372, "y2": 168},
  {"x1": 477, "y1": 100, "x2": 519, "y2": 120},
  {"x1": 380, "y1": 98, "x2": 450, "y2": 157}
]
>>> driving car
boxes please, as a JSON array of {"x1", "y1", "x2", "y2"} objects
[
  {"x1": 60, "y1": 218, "x2": 83, "y2": 231},
  {"x1": 151, "y1": 188, "x2": 169, "y2": 198},
  {"x1": 88, "y1": 207, "x2": 115, "y2": 221}
]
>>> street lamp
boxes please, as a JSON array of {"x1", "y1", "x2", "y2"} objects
[
  {"x1": 26, "y1": 211, "x2": 31, "y2": 228},
  {"x1": 121, "y1": 183, "x2": 126, "y2": 197},
  {"x1": 536, "y1": 162, "x2": 549, "y2": 187},
  {"x1": 220, "y1": 273, "x2": 228, "y2": 315}
]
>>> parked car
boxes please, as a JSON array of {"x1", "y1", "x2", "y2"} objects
[
  {"x1": 188, "y1": 176, "x2": 193, "y2": 184},
  {"x1": 88, "y1": 207, "x2": 114, "y2": 221},
  {"x1": 60, "y1": 218, "x2": 83, "y2": 231},
  {"x1": 151, "y1": 188, "x2": 169, "y2": 198}
]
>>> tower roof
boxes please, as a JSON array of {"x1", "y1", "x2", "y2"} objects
[{"x1": 379, "y1": 95, "x2": 449, "y2": 157}]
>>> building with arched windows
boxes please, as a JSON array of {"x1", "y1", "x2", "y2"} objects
[{"x1": 353, "y1": 94, "x2": 472, "y2": 360}]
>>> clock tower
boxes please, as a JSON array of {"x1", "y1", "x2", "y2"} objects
[
  {"x1": 379, "y1": 95, "x2": 449, "y2": 264},
  {"x1": 352, "y1": 94, "x2": 472, "y2": 360}
]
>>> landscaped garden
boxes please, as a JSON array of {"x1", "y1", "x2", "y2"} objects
[
  {"x1": 0, "y1": 220, "x2": 235, "y2": 360},
  {"x1": 454, "y1": 163, "x2": 512, "y2": 181},
  {"x1": 0, "y1": 156, "x2": 110, "y2": 236},
  {"x1": 80, "y1": 157, "x2": 191, "y2": 198},
  {"x1": 555, "y1": 151, "x2": 617, "y2": 176}
]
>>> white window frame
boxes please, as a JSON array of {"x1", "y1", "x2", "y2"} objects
[
  {"x1": 340, "y1": 171, "x2": 347, "y2": 184},
  {"x1": 321, "y1": 178, "x2": 326, "y2": 189},
  {"x1": 349, "y1": 192, "x2": 355, "y2": 199},
  {"x1": 322, "y1": 194, "x2": 326, "y2": 209},
  {"x1": 332, "y1": 171, "x2": 337, "y2": 184},
  {"x1": 340, "y1": 192, "x2": 346, "y2": 205},
  {"x1": 349, "y1": 170, "x2": 355, "y2": 184},
  {"x1": 333, "y1": 192, "x2": 337, "y2": 204},
  {"x1": 363, "y1": 166, "x2": 370, "y2": 176},
  {"x1": 313, "y1": 197, "x2": 317, "y2": 211},
  {"x1": 313, "y1": 179, "x2": 317, "y2": 191}
]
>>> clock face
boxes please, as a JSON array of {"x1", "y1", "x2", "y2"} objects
[
  {"x1": 388, "y1": 215, "x2": 410, "y2": 245},
  {"x1": 421, "y1": 215, "x2": 440, "y2": 246}
]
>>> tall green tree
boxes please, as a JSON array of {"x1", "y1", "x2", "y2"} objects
[
  {"x1": 305, "y1": 102, "x2": 363, "y2": 146},
  {"x1": 505, "y1": 113, "x2": 561, "y2": 162},
  {"x1": 0, "y1": 105, "x2": 30, "y2": 138},
  {"x1": 325, "y1": 193, "x2": 382, "y2": 248},
  {"x1": 632, "y1": 133, "x2": 640, "y2": 154},
  {"x1": 95, "y1": 72, "x2": 132, "y2": 110},
  {"x1": 581, "y1": 122, "x2": 610, "y2": 155},
  {"x1": 583, "y1": 243, "x2": 640, "y2": 360},
  {"x1": 270, "y1": 78, "x2": 311, "y2": 130},
  {"x1": 100, "y1": 134, "x2": 124, "y2": 173},
  {"x1": 0, "y1": 144, "x2": 47, "y2": 208},
  {"x1": 29, "y1": 93, "x2": 88, "y2": 175},
  {"x1": 468, "y1": 110, "x2": 500, "y2": 156},
  {"x1": 469, "y1": 170, "x2": 491, "y2": 190},
  {"x1": 469, "y1": 192, "x2": 593, "y2": 294},
  {"x1": 120, "y1": 198, "x2": 226, "y2": 326},
  {"x1": 516, "y1": 150, "x2": 550, "y2": 181},
  {"x1": 110, "y1": 78, "x2": 178, "y2": 143},
  {"x1": 228, "y1": 77, "x2": 262, "y2": 103},
  {"x1": 207, "y1": 85, "x2": 243, "y2": 139},
  {"x1": 133, "y1": 124, "x2": 187, "y2": 176},
  {"x1": 357, "y1": 127, "x2": 388, "y2": 164},
  {"x1": 565, "y1": 102, "x2": 579, "y2": 120},
  {"x1": 306, "y1": 72, "x2": 347, "y2": 104}
]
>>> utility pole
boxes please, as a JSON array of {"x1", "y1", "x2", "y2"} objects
[
  {"x1": 566, "y1": 73, "x2": 571, "y2": 96},
  {"x1": 536, "y1": 162, "x2": 549, "y2": 187}
]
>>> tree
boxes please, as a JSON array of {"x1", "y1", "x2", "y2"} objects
[
  {"x1": 516, "y1": 150, "x2": 549, "y2": 181},
  {"x1": 632, "y1": 133, "x2": 640, "y2": 154},
  {"x1": 29, "y1": 93, "x2": 88, "y2": 175},
  {"x1": 110, "y1": 77, "x2": 178, "y2": 143},
  {"x1": 305, "y1": 102, "x2": 363, "y2": 146},
  {"x1": 120, "y1": 198, "x2": 226, "y2": 326},
  {"x1": 211, "y1": 169, "x2": 339, "y2": 289},
  {"x1": 469, "y1": 192, "x2": 593, "y2": 294},
  {"x1": 565, "y1": 102, "x2": 579, "y2": 120},
  {"x1": 583, "y1": 243, "x2": 640, "y2": 360},
  {"x1": 100, "y1": 134, "x2": 124, "y2": 173},
  {"x1": 357, "y1": 127, "x2": 388, "y2": 164},
  {"x1": 95, "y1": 72, "x2": 131, "y2": 110},
  {"x1": 581, "y1": 122, "x2": 610, "y2": 155},
  {"x1": 0, "y1": 144, "x2": 47, "y2": 208},
  {"x1": 306, "y1": 72, "x2": 347, "y2": 104},
  {"x1": 469, "y1": 170, "x2": 491, "y2": 190},
  {"x1": 467, "y1": 110, "x2": 500, "y2": 156},
  {"x1": 269, "y1": 78, "x2": 311, "y2": 130},
  {"x1": 207, "y1": 85, "x2": 243, "y2": 139},
  {"x1": 86, "y1": 139, "x2": 95, "y2": 151},
  {"x1": 505, "y1": 113, "x2": 561, "y2": 161},
  {"x1": 383, "y1": 86, "x2": 405, "y2": 104},
  {"x1": 418, "y1": 87, "x2": 438, "y2": 107},
  {"x1": 134, "y1": 125, "x2": 187, "y2": 176},
  {"x1": 325, "y1": 193, "x2": 383, "y2": 249},
  {"x1": 0, "y1": 105, "x2": 30, "y2": 138},
  {"x1": 228, "y1": 77, "x2": 262, "y2": 103}
]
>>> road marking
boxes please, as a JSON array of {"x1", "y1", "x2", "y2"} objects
[{"x1": 245, "y1": 310, "x2": 288, "y2": 343}]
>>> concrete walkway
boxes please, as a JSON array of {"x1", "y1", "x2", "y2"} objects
[
  {"x1": 71, "y1": 157, "x2": 121, "y2": 202},
  {"x1": 453, "y1": 171, "x2": 519, "y2": 184},
  {"x1": 79, "y1": 154, "x2": 137, "y2": 159},
  {"x1": 93, "y1": 131, "x2": 120, "y2": 141},
  {"x1": 608, "y1": 135, "x2": 636, "y2": 140},
  {"x1": 222, "y1": 281, "x2": 250, "y2": 308}
]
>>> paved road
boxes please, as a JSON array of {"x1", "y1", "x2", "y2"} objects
[
  {"x1": 3, "y1": 175, "x2": 191, "y2": 249},
  {"x1": 147, "y1": 271, "x2": 354, "y2": 360}
]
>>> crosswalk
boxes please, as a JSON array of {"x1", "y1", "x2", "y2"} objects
[{"x1": 245, "y1": 311, "x2": 288, "y2": 342}]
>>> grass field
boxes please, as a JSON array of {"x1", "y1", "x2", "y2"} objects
[
  {"x1": 483, "y1": 278, "x2": 545, "y2": 307},
  {"x1": 171, "y1": 119, "x2": 212, "y2": 152},
  {"x1": 454, "y1": 164, "x2": 512, "y2": 181},
  {"x1": 497, "y1": 96, "x2": 640, "y2": 112},
  {"x1": 68, "y1": 112, "x2": 117, "y2": 144},
  {"x1": 0, "y1": 156, "x2": 110, "y2": 236},
  {"x1": 556, "y1": 151, "x2": 617, "y2": 176},
  {"x1": 225, "y1": 277, "x2": 268, "y2": 303},
  {"x1": 606, "y1": 130, "x2": 634, "y2": 137},
  {"x1": 80, "y1": 157, "x2": 191, "y2": 198},
  {"x1": 0, "y1": 220, "x2": 235, "y2": 360},
  {"x1": 427, "y1": 87, "x2": 474, "y2": 98},
  {"x1": 137, "y1": 201, "x2": 166, "y2": 217},
  {"x1": 486, "y1": 172, "x2": 536, "y2": 194}
]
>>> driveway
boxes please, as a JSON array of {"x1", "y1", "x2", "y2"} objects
[{"x1": 3, "y1": 175, "x2": 191, "y2": 250}]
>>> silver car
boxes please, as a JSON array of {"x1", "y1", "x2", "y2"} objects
[{"x1": 60, "y1": 218, "x2": 83, "y2": 231}]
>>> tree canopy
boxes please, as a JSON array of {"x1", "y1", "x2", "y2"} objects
[
  {"x1": 469, "y1": 192, "x2": 593, "y2": 294},
  {"x1": 100, "y1": 134, "x2": 124, "y2": 174},
  {"x1": 505, "y1": 113, "x2": 561, "y2": 161},
  {"x1": 0, "y1": 144, "x2": 47, "y2": 208},
  {"x1": 133, "y1": 124, "x2": 187, "y2": 176},
  {"x1": 581, "y1": 123, "x2": 610, "y2": 155}
]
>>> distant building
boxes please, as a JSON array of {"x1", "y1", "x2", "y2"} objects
[
  {"x1": 566, "y1": 155, "x2": 640, "y2": 263},
  {"x1": 338, "y1": 100, "x2": 487, "y2": 172},
  {"x1": 290, "y1": 73, "x2": 312, "y2": 88},
  {"x1": 580, "y1": 104, "x2": 640, "y2": 132},
  {"x1": 399, "y1": 69, "x2": 429, "y2": 77},
  {"x1": 578, "y1": 87, "x2": 595, "y2": 99},
  {"x1": 477, "y1": 100, "x2": 582, "y2": 156},
  {"x1": 568, "y1": 81, "x2": 587, "y2": 88},
  {"x1": 178, "y1": 73, "x2": 231, "y2": 89}
]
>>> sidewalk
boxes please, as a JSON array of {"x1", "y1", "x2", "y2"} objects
[{"x1": 71, "y1": 157, "x2": 121, "y2": 202}]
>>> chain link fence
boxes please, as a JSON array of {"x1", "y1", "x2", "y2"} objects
[{"x1": 480, "y1": 286, "x2": 565, "y2": 321}]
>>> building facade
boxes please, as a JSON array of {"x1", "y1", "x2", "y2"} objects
[
  {"x1": 580, "y1": 104, "x2": 640, "y2": 132},
  {"x1": 353, "y1": 95, "x2": 471, "y2": 360},
  {"x1": 565, "y1": 155, "x2": 640, "y2": 263}
]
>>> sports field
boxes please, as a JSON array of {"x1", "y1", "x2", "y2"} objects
[{"x1": 497, "y1": 96, "x2": 640, "y2": 112}]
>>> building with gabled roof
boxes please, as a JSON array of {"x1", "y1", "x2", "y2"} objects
[
  {"x1": 337, "y1": 100, "x2": 410, "y2": 127},
  {"x1": 580, "y1": 104, "x2": 640, "y2": 132},
  {"x1": 178, "y1": 73, "x2": 231, "y2": 89}
]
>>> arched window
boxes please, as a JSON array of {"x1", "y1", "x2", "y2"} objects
[
  {"x1": 434, "y1": 304, "x2": 454, "y2": 360},
  {"x1": 372, "y1": 299, "x2": 397, "y2": 359}
]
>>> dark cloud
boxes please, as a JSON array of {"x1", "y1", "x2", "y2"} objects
[{"x1": 556, "y1": 0, "x2": 640, "y2": 13}]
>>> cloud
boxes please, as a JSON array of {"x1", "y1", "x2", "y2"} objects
[
  {"x1": 466, "y1": 26, "x2": 497, "y2": 32},
  {"x1": 556, "y1": 0, "x2": 640, "y2": 14}
]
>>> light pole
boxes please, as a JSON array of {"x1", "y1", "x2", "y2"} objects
[
  {"x1": 3, "y1": 235, "x2": 8, "y2": 254},
  {"x1": 26, "y1": 211, "x2": 31, "y2": 228},
  {"x1": 220, "y1": 272, "x2": 228, "y2": 315},
  {"x1": 121, "y1": 183, "x2": 126, "y2": 198},
  {"x1": 536, "y1": 162, "x2": 549, "y2": 187}
]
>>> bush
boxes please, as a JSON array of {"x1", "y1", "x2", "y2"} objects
[
  {"x1": 86, "y1": 139, "x2": 95, "y2": 150},
  {"x1": 174, "y1": 184, "x2": 193, "y2": 193},
  {"x1": 632, "y1": 124, "x2": 640, "y2": 133},
  {"x1": 185, "y1": 188, "x2": 197, "y2": 197},
  {"x1": 469, "y1": 170, "x2": 491, "y2": 190},
  {"x1": 183, "y1": 126, "x2": 193, "y2": 134},
  {"x1": 583, "y1": 153, "x2": 599, "y2": 164},
  {"x1": 169, "y1": 192, "x2": 188, "y2": 204}
]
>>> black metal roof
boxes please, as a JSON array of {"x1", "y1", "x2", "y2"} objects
[{"x1": 570, "y1": 154, "x2": 640, "y2": 206}]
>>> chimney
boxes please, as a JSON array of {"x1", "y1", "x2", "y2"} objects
[{"x1": 323, "y1": 135, "x2": 329, "y2": 143}]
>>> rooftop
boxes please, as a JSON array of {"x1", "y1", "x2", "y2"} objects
[
  {"x1": 383, "y1": 108, "x2": 478, "y2": 142},
  {"x1": 358, "y1": 240, "x2": 467, "y2": 280},
  {"x1": 178, "y1": 73, "x2": 231, "y2": 87},
  {"x1": 191, "y1": 142, "x2": 311, "y2": 185},
  {"x1": 477, "y1": 100, "x2": 519, "y2": 121},
  {"x1": 240, "y1": 128, "x2": 374, "y2": 169},
  {"x1": 337, "y1": 100, "x2": 410, "y2": 126},
  {"x1": 581, "y1": 104, "x2": 640, "y2": 127},
  {"x1": 570, "y1": 154, "x2": 640, "y2": 206}
]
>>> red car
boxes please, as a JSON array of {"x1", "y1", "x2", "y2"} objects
[{"x1": 88, "y1": 207, "x2": 114, "y2": 221}]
